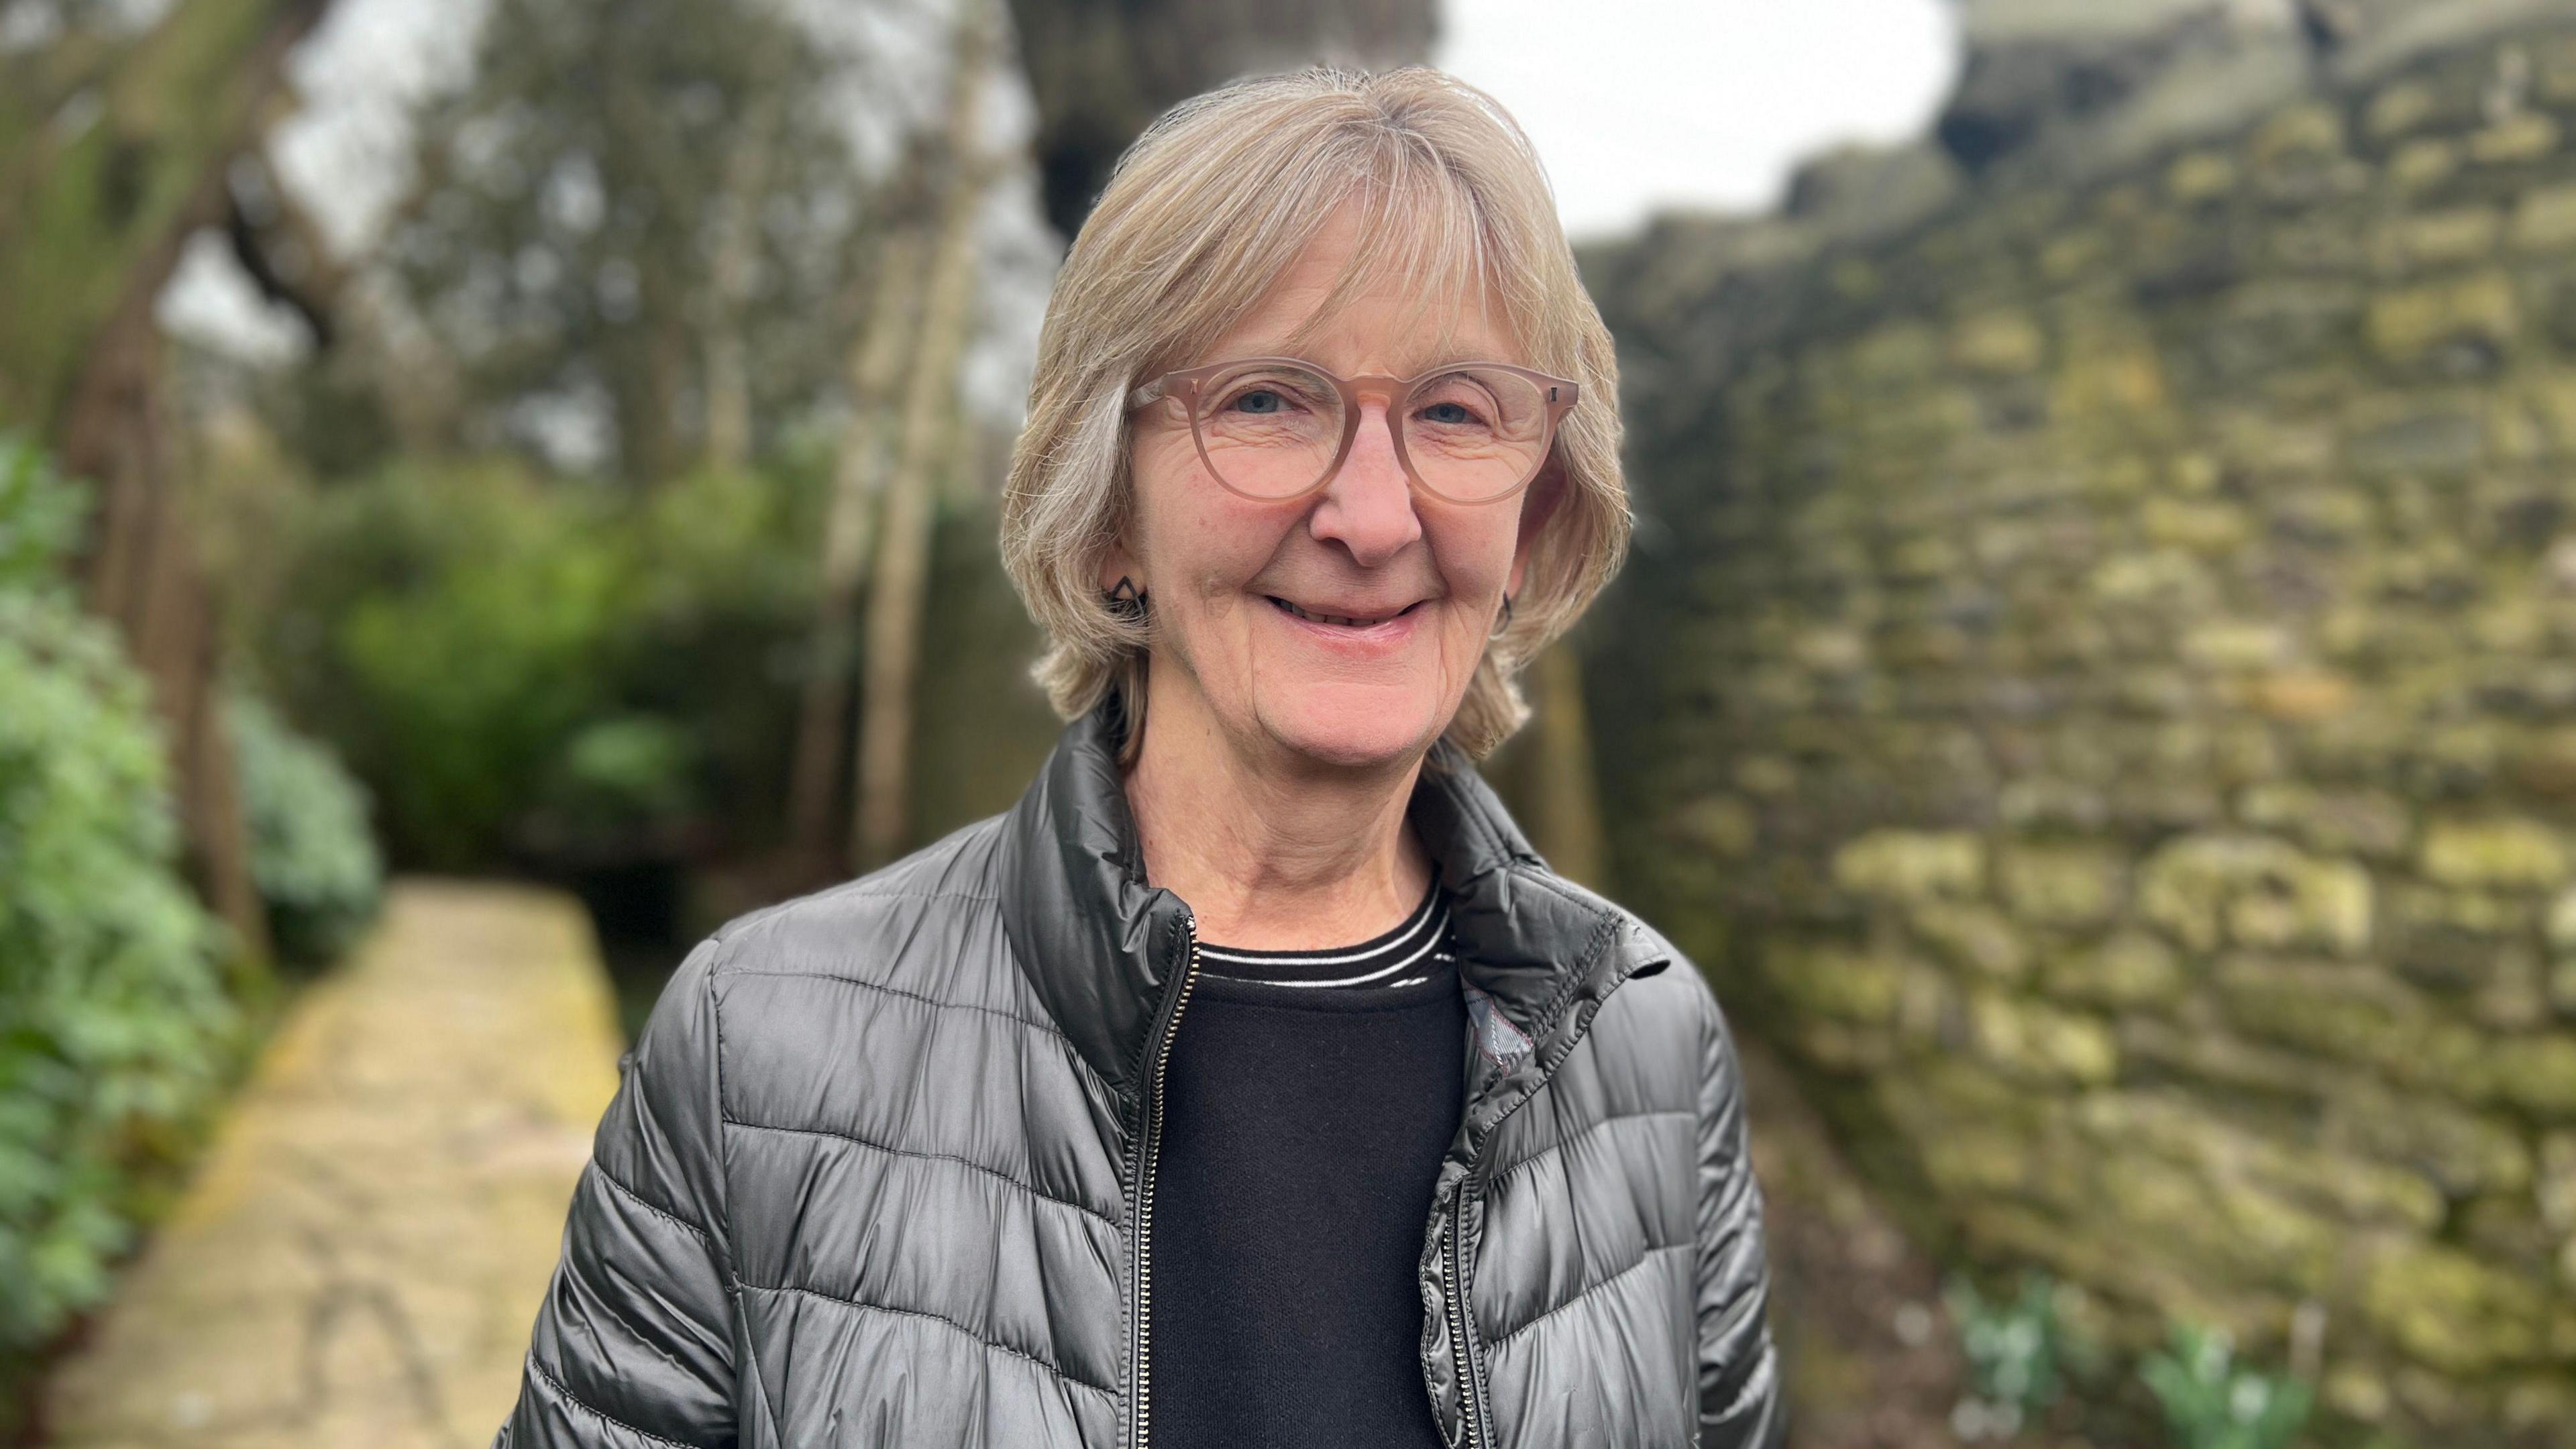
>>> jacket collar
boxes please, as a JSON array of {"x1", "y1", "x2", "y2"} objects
[{"x1": 994, "y1": 694, "x2": 1665, "y2": 1104}]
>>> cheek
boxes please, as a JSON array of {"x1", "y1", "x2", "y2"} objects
[
  {"x1": 1424, "y1": 509, "x2": 1522, "y2": 598},
  {"x1": 1128, "y1": 442, "x2": 1291, "y2": 613}
]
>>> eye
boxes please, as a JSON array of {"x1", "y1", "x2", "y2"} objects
[
  {"x1": 1418, "y1": 400, "x2": 1480, "y2": 426},
  {"x1": 1230, "y1": 388, "x2": 1287, "y2": 415}
]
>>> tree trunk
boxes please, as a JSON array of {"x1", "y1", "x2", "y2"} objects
[
  {"x1": 1, "y1": 0, "x2": 331, "y2": 961},
  {"x1": 701, "y1": 39, "x2": 790, "y2": 473},
  {"x1": 851, "y1": 0, "x2": 996, "y2": 871},
  {"x1": 1520, "y1": 643, "x2": 1610, "y2": 889},
  {"x1": 784, "y1": 223, "x2": 927, "y2": 867}
]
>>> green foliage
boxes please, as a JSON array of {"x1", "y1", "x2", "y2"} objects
[
  {"x1": 387, "y1": 0, "x2": 869, "y2": 480},
  {"x1": 1943, "y1": 1269, "x2": 2097, "y2": 1441},
  {"x1": 226, "y1": 690, "x2": 384, "y2": 969},
  {"x1": 256, "y1": 455, "x2": 822, "y2": 869},
  {"x1": 0, "y1": 435, "x2": 231, "y2": 1362},
  {"x1": 2141, "y1": 1322, "x2": 2314, "y2": 1449},
  {"x1": 0, "y1": 436, "x2": 85, "y2": 587}
]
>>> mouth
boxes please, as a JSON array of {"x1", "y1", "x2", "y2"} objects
[{"x1": 1266, "y1": 596, "x2": 1426, "y2": 629}]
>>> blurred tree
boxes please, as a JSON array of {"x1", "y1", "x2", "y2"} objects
[
  {"x1": 0, "y1": 0, "x2": 331, "y2": 958},
  {"x1": 382, "y1": 0, "x2": 874, "y2": 482},
  {"x1": 784, "y1": 170, "x2": 926, "y2": 867},
  {"x1": 1002, "y1": 0, "x2": 1438, "y2": 239},
  {"x1": 853, "y1": 0, "x2": 1001, "y2": 871}
]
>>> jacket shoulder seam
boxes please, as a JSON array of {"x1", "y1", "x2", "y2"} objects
[
  {"x1": 1483, "y1": 1240, "x2": 1692, "y2": 1352},
  {"x1": 524, "y1": 1351, "x2": 704, "y2": 1449},
  {"x1": 719, "y1": 1116, "x2": 1120, "y2": 1232},
  {"x1": 716, "y1": 967, "x2": 1075, "y2": 1047},
  {"x1": 733, "y1": 1279, "x2": 1117, "y2": 1398},
  {"x1": 1481, "y1": 1108, "x2": 1695, "y2": 1197},
  {"x1": 588, "y1": 1158, "x2": 715, "y2": 1248}
]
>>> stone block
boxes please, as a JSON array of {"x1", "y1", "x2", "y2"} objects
[
  {"x1": 1966, "y1": 991, "x2": 2117, "y2": 1085},
  {"x1": 1672, "y1": 794, "x2": 1758, "y2": 859},
  {"x1": 1762, "y1": 940, "x2": 1906, "y2": 1026},
  {"x1": 2046, "y1": 931, "x2": 2186, "y2": 1009},
  {"x1": 2510, "y1": 180, "x2": 2576, "y2": 252},
  {"x1": 2539, "y1": 1132, "x2": 2576, "y2": 1233},
  {"x1": 1949, "y1": 308, "x2": 2047, "y2": 375},
  {"x1": 1831, "y1": 828, "x2": 1984, "y2": 902},
  {"x1": 2214, "y1": 955, "x2": 2483, "y2": 1091},
  {"x1": 2420, "y1": 816, "x2": 2571, "y2": 890},
  {"x1": 1907, "y1": 900, "x2": 2029, "y2": 980},
  {"x1": 2388, "y1": 137, "x2": 2460, "y2": 191},
  {"x1": 2488, "y1": 1035, "x2": 2576, "y2": 1118},
  {"x1": 2165, "y1": 150, "x2": 2238, "y2": 203},
  {"x1": 2469, "y1": 111, "x2": 2561, "y2": 166},
  {"x1": 2363, "y1": 80, "x2": 2438, "y2": 140},
  {"x1": 2140, "y1": 496, "x2": 2251, "y2": 553},
  {"x1": 2238, "y1": 784, "x2": 2414, "y2": 859},
  {"x1": 2384, "y1": 206, "x2": 2503, "y2": 271},
  {"x1": 2359, "y1": 1238, "x2": 2550, "y2": 1372},
  {"x1": 1997, "y1": 842, "x2": 2127, "y2": 928},
  {"x1": 2139, "y1": 835, "x2": 2374, "y2": 957},
  {"x1": 2325, "y1": 1083, "x2": 2533, "y2": 1199},
  {"x1": 2367, "y1": 272, "x2": 2519, "y2": 368}
]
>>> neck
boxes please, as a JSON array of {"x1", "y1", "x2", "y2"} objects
[{"x1": 1122, "y1": 668, "x2": 1433, "y2": 951}]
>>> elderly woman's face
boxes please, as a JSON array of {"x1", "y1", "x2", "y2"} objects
[{"x1": 1110, "y1": 203, "x2": 1560, "y2": 770}]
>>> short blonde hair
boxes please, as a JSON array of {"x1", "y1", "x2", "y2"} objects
[{"x1": 998, "y1": 64, "x2": 1629, "y2": 762}]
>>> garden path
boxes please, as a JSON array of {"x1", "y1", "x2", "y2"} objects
[{"x1": 46, "y1": 881, "x2": 623, "y2": 1449}]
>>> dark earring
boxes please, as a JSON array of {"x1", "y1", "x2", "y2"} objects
[
  {"x1": 1489, "y1": 592, "x2": 1515, "y2": 640},
  {"x1": 1105, "y1": 576, "x2": 1148, "y2": 621}
]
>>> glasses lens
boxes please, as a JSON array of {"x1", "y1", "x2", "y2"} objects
[
  {"x1": 1193, "y1": 362, "x2": 1344, "y2": 498},
  {"x1": 1401, "y1": 366, "x2": 1551, "y2": 501}
]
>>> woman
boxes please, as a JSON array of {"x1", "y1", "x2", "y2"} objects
[{"x1": 498, "y1": 64, "x2": 1781, "y2": 1449}]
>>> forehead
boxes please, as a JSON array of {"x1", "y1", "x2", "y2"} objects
[{"x1": 1205, "y1": 197, "x2": 1521, "y2": 374}]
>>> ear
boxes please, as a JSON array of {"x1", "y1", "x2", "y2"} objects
[
  {"x1": 1096, "y1": 537, "x2": 1139, "y2": 596},
  {"x1": 1505, "y1": 458, "x2": 1568, "y2": 598}
]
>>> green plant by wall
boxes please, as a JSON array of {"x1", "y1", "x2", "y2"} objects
[
  {"x1": 2142, "y1": 1322, "x2": 2314, "y2": 1449},
  {"x1": 0, "y1": 436, "x2": 233, "y2": 1372},
  {"x1": 1943, "y1": 1268, "x2": 2099, "y2": 1440},
  {"x1": 226, "y1": 689, "x2": 384, "y2": 970},
  {"x1": 253, "y1": 456, "x2": 826, "y2": 871}
]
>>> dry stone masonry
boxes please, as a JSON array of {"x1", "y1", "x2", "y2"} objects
[{"x1": 1585, "y1": 4, "x2": 2576, "y2": 1444}]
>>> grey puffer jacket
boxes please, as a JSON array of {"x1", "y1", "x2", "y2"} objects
[{"x1": 496, "y1": 698, "x2": 1785, "y2": 1449}]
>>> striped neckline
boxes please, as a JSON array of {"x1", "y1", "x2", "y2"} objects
[{"x1": 1194, "y1": 878, "x2": 1453, "y2": 989}]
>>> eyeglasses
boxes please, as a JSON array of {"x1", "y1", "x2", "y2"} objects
[{"x1": 1126, "y1": 356, "x2": 1579, "y2": 506}]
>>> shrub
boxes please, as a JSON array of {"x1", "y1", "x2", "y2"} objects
[
  {"x1": 1943, "y1": 1269, "x2": 2098, "y2": 1441},
  {"x1": 227, "y1": 690, "x2": 384, "y2": 969},
  {"x1": 0, "y1": 436, "x2": 232, "y2": 1362},
  {"x1": 255, "y1": 457, "x2": 822, "y2": 870},
  {"x1": 2141, "y1": 1322, "x2": 2313, "y2": 1449}
]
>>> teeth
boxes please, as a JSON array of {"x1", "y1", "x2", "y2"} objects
[{"x1": 1275, "y1": 597, "x2": 1390, "y2": 628}]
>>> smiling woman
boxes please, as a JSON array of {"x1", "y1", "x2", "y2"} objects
[{"x1": 498, "y1": 64, "x2": 1783, "y2": 1449}]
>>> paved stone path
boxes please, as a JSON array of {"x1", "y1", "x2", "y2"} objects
[{"x1": 48, "y1": 881, "x2": 625, "y2": 1449}]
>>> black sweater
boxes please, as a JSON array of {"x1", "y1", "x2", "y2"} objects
[{"x1": 1152, "y1": 877, "x2": 1464, "y2": 1446}]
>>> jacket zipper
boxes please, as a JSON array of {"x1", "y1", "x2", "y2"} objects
[
  {"x1": 1128, "y1": 913, "x2": 1200, "y2": 1449},
  {"x1": 1434, "y1": 953, "x2": 1668, "y2": 1448},
  {"x1": 1443, "y1": 1179, "x2": 1487, "y2": 1449}
]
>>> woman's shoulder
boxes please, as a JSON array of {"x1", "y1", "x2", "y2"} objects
[{"x1": 672, "y1": 811, "x2": 1025, "y2": 1027}]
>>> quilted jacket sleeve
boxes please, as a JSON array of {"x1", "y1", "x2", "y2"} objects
[
  {"x1": 495, "y1": 936, "x2": 740, "y2": 1448},
  {"x1": 1693, "y1": 980, "x2": 1787, "y2": 1449}
]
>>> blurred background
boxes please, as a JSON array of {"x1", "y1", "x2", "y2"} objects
[{"x1": 5, "y1": 1, "x2": 2576, "y2": 1446}]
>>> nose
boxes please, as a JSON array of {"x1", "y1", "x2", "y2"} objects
[{"x1": 1307, "y1": 396, "x2": 1422, "y2": 567}]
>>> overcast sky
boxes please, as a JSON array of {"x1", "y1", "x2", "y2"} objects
[
  {"x1": 1436, "y1": 0, "x2": 1961, "y2": 242},
  {"x1": 160, "y1": 0, "x2": 1965, "y2": 376}
]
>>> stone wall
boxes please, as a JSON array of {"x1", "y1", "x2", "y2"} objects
[{"x1": 1584, "y1": 11, "x2": 2576, "y2": 1445}]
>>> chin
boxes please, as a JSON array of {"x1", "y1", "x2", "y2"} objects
[{"x1": 1255, "y1": 685, "x2": 1447, "y2": 769}]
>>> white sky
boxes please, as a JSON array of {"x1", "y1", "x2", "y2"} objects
[
  {"x1": 1436, "y1": 0, "x2": 1962, "y2": 242},
  {"x1": 161, "y1": 0, "x2": 1966, "y2": 378}
]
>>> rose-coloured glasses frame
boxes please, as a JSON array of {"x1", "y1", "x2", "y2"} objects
[{"x1": 1125, "y1": 356, "x2": 1580, "y2": 506}]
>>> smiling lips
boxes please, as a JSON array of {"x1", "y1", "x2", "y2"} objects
[{"x1": 1267, "y1": 595, "x2": 1424, "y2": 629}]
